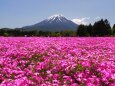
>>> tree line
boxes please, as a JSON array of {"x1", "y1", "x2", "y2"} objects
[
  {"x1": 0, "y1": 19, "x2": 115, "y2": 37},
  {"x1": 77, "y1": 19, "x2": 115, "y2": 36}
]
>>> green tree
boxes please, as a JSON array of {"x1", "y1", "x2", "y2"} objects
[
  {"x1": 104, "y1": 19, "x2": 112, "y2": 35},
  {"x1": 61, "y1": 30, "x2": 75, "y2": 37},
  {"x1": 112, "y1": 24, "x2": 115, "y2": 35},
  {"x1": 86, "y1": 24, "x2": 93, "y2": 36},
  {"x1": 76, "y1": 25, "x2": 89, "y2": 36},
  {"x1": 4, "y1": 32, "x2": 9, "y2": 36},
  {"x1": 93, "y1": 19, "x2": 111, "y2": 36}
]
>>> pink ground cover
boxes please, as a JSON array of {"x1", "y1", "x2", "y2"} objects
[{"x1": 0, "y1": 37, "x2": 115, "y2": 86}]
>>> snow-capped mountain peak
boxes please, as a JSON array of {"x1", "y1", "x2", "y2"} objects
[
  {"x1": 48, "y1": 14, "x2": 64, "y2": 19},
  {"x1": 22, "y1": 14, "x2": 78, "y2": 32},
  {"x1": 47, "y1": 14, "x2": 66, "y2": 23}
]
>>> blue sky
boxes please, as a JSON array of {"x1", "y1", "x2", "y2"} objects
[{"x1": 0, "y1": 0, "x2": 115, "y2": 28}]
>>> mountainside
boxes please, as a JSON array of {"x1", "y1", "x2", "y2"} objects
[{"x1": 22, "y1": 14, "x2": 78, "y2": 32}]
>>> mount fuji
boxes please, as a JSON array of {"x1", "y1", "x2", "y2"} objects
[{"x1": 22, "y1": 14, "x2": 78, "y2": 32}]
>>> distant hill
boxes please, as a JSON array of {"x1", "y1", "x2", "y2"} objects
[{"x1": 21, "y1": 14, "x2": 78, "y2": 32}]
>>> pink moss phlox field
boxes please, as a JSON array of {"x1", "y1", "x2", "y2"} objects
[{"x1": 0, "y1": 37, "x2": 115, "y2": 86}]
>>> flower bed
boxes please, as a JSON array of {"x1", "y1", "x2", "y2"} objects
[{"x1": 0, "y1": 37, "x2": 115, "y2": 86}]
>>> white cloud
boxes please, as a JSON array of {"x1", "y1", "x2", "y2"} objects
[
  {"x1": 72, "y1": 17, "x2": 90, "y2": 25},
  {"x1": 72, "y1": 17, "x2": 102, "y2": 25},
  {"x1": 94, "y1": 16, "x2": 101, "y2": 20}
]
